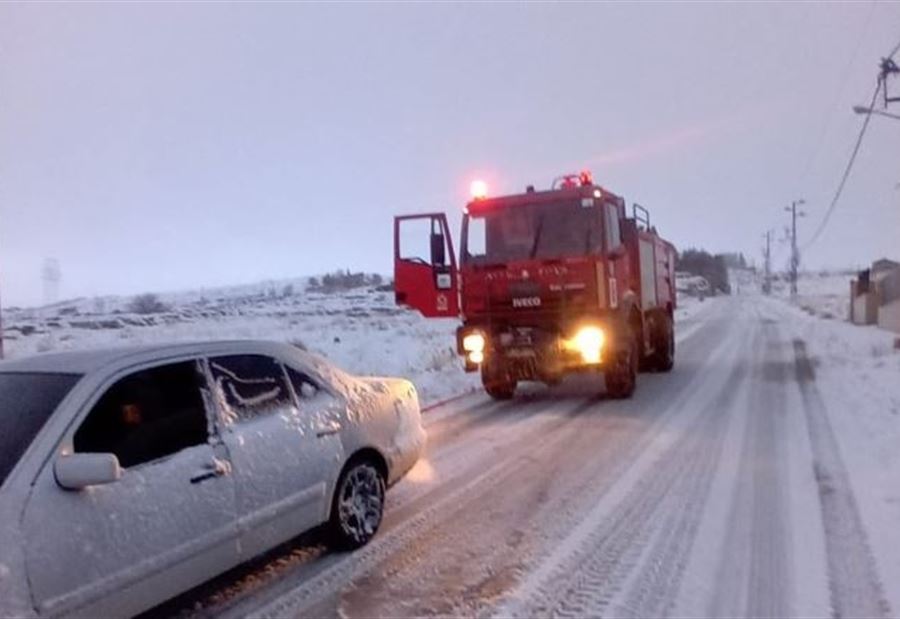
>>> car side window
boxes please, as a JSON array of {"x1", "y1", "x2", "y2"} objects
[
  {"x1": 284, "y1": 366, "x2": 329, "y2": 404},
  {"x1": 209, "y1": 354, "x2": 293, "y2": 423},
  {"x1": 73, "y1": 361, "x2": 210, "y2": 469}
]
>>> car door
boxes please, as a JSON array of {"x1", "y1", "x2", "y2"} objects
[
  {"x1": 208, "y1": 354, "x2": 344, "y2": 557},
  {"x1": 21, "y1": 359, "x2": 239, "y2": 618}
]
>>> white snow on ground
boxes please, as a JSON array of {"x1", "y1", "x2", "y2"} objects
[
  {"x1": 59, "y1": 273, "x2": 892, "y2": 619},
  {"x1": 2, "y1": 280, "x2": 711, "y2": 408},
  {"x1": 1, "y1": 283, "x2": 477, "y2": 406},
  {"x1": 768, "y1": 272, "x2": 900, "y2": 613},
  {"x1": 772, "y1": 269, "x2": 856, "y2": 320}
]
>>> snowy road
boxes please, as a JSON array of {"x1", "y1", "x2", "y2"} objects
[{"x1": 145, "y1": 295, "x2": 894, "y2": 618}]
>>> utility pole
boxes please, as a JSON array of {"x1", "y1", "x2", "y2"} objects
[
  {"x1": 762, "y1": 230, "x2": 772, "y2": 295},
  {"x1": 785, "y1": 199, "x2": 806, "y2": 296},
  {"x1": 879, "y1": 56, "x2": 899, "y2": 107}
]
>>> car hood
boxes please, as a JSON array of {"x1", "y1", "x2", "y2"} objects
[{"x1": 357, "y1": 376, "x2": 417, "y2": 398}]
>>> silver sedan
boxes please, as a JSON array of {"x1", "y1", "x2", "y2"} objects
[{"x1": 0, "y1": 340, "x2": 425, "y2": 618}]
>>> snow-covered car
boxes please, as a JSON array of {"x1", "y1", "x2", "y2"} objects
[{"x1": 0, "y1": 340, "x2": 425, "y2": 618}]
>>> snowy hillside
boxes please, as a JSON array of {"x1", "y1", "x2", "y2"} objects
[
  {"x1": 1, "y1": 283, "x2": 477, "y2": 406},
  {"x1": 776, "y1": 270, "x2": 856, "y2": 321}
]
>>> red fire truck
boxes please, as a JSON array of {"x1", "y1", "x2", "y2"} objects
[{"x1": 393, "y1": 171, "x2": 677, "y2": 400}]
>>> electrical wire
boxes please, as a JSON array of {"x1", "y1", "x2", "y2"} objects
[
  {"x1": 796, "y1": 2, "x2": 875, "y2": 188},
  {"x1": 801, "y1": 81, "x2": 882, "y2": 250},
  {"x1": 889, "y1": 38, "x2": 900, "y2": 60},
  {"x1": 802, "y1": 36, "x2": 900, "y2": 250}
]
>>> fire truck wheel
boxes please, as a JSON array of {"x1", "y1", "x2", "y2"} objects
[
  {"x1": 639, "y1": 317, "x2": 656, "y2": 373},
  {"x1": 647, "y1": 315, "x2": 675, "y2": 372},
  {"x1": 606, "y1": 334, "x2": 638, "y2": 399},
  {"x1": 655, "y1": 316, "x2": 675, "y2": 372},
  {"x1": 543, "y1": 375, "x2": 563, "y2": 387},
  {"x1": 481, "y1": 363, "x2": 517, "y2": 400}
]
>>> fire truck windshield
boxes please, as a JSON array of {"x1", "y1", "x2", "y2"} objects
[{"x1": 462, "y1": 201, "x2": 603, "y2": 265}]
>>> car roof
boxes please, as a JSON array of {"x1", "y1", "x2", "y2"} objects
[{"x1": 0, "y1": 340, "x2": 302, "y2": 375}]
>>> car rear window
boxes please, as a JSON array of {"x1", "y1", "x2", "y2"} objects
[{"x1": 0, "y1": 372, "x2": 81, "y2": 488}]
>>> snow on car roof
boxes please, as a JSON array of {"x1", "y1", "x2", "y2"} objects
[{"x1": 0, "y1": 340, "x2": 308, "y2": 375}]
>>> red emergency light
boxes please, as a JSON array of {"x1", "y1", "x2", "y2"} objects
[
  {"x1": 470, "y1": 179, "x2": 488, "y2": 200},
  {"x1": 553, "y1": 170, "x2": 594, "y2": 190}
]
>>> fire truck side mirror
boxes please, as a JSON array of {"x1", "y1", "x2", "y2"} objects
[
  {"x1": 431, "y1": 232, "x2": 446, "y2": 266},
  {"x1": 609, "y1": 245, "x2": 626, "y2": 259}
]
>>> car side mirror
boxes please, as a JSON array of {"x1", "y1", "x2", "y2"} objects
[
  {"x1": 609, "y1": 245, "x2": 626, "y2": 259},
  {"x1": 430, "y1": 233, "x2": 446, "y2": 266},
  {"x1": 54, "y1": 453, "x2": 122, "y2": 490}
]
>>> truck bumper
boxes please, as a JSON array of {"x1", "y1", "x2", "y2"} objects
[
  {"x1": 462, "y1": 343, "x2": 615, "y2": 380},
  {"x1": 458, "y1": 322, "x2": 623, "y2": 380}
]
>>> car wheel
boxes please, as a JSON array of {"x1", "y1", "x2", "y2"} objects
[{"x1": 328, "y1": 460, "x2": 385, "y2": 550}]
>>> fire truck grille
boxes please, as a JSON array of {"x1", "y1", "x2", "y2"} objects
[{"x1": 508, "y1": 281, "x2": 541, "y2": 297}]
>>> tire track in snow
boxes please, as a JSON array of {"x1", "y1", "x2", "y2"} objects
[
  {"x1": 793, "y1": 339, "x2": 892, "y2": 619},
  {"x1": 328, "y1": 398, "x2": 609, "y2": 618},
  {"x1": 235, "y1": 301, "x2": 738, "y2": 618},
  {"x1": 305, "y1": 306, "x2": 742, "y2": 618},
  {"x1": 151, "y1": 395, "x2": 563, "y2": 619},
  {"x1": 709, "y1": 319, "x2": 793, "y2": 618},
  {"x1": 615, "y1": 322, "x2": 767, "y2": 619},
  {"x1": 496, "y1": 316, "x2": 750, "y2": 619},
  {"x1": 243, "y1": 396, "x2": 600, "y2": 619}
]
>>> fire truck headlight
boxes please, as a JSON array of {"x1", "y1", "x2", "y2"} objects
[
  {"x1": 462, "y1": 332, "x2": 486, "y2": 354},
  {"x1": 468, "y1": 350, "x2": 484, "y2": 364},
  {"x1": 570, "y1": 326, "x2": 605, "y2": 364}
]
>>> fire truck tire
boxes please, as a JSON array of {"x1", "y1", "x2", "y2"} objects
[
  {"x1": 481, "y1": 363, "x2": 517, "y2": 400},
  {"x1": 647, "y1": 315, "x2": 675, "y2": 372},
  {"x1": 605, "y1": 332, "x2": 638, "y2": 399},
  {"x1": 657, "y1": 317, "x2": 676, "y2": 371}
]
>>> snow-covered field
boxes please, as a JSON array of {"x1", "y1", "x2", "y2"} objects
[
  {"x1": 775, "y1": 270, "x2": 857, "y2": 321},
  {"x1": 1, "y1": 280, "x2": 476, "y2": 406},
  {"x1": 1, "y1": 279, "x2": 709, "y2": 407}
]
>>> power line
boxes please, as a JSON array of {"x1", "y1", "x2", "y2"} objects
[
  {"x1": 802, "y1": 36, "x2": 900, "y2": 250},
  {"x1": 796, "y1": 2, "x2": 875, "y2": 188},
  {"x1": 801, "y1": 80, "x2": 882, "y2": 250},
  {"x1": 890, "y1": 38, "x2": 900, "y2": 61}
]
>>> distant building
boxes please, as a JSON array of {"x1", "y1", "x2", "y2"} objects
[
  {"x1": 872, "y1": 258, "x2": 900, "y2": 274},
  {"x1": 850, "y1": 258, "x2": 900, "y2": 333}
]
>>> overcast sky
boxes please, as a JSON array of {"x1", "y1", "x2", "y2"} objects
[{"x1": 1, "y1": 2, "x2": 899, "y2": 307}]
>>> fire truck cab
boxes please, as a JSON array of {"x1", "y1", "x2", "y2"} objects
[{"x1": 394, "y1": 172, "x2": 677, "y2": 400}]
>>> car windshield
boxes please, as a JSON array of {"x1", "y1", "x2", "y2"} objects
[
  {"x1": 463, "y1": 201, "x2": 602, "y2": 265},
  {"x1": 0, "y1": 372, "x2": 81, "y2": 488}
]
